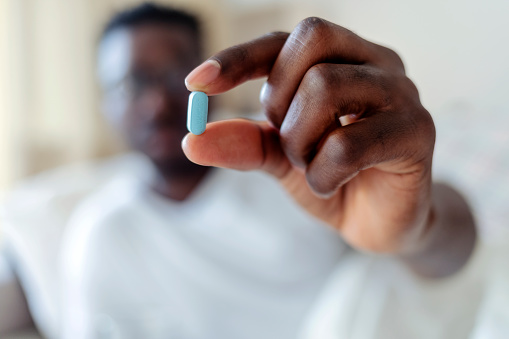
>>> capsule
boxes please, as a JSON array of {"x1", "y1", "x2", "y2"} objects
[{"x1": 187, "y1": 91, "x2": 208, "y2": 135}]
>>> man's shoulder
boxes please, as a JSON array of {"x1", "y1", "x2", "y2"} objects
[
  {"x1": 0, "y1": 153, "x2": 149, "y2": 239},
  {"x1": 59, "y1": 164, "x2": 156, "y2": 284}
]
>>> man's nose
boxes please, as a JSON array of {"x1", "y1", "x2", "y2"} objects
[{"x1": 143, "y1": 87, "x2": 183, "y2": 121}]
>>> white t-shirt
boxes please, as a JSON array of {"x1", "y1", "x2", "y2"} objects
[
  {"x1": 1, "y1": 151, "x2": 500, "y2": 339},
  {"x1": 300, "y1": 243, "x2": 487, "y2": 339},
  {"x1": 1, "y1": 153, "x2": 346, "y2": 339},
  {"x1": 1, "y1": 155, "x2": 139, "y2": 338}
]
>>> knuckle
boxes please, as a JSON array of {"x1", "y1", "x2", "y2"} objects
[
  {"x1": 302, "y1": 64, "x2": 335, "y2": 95},
  {"x1": 225, "y1": 44, "x2": 250, "y2": 64},
  {"x1": 338, "y1": 26, "x2": 359, "y2": 45},
  {"x1": 216, "y1": 44, "x2": 250, "y2": 72},
  {"x1": 301, "y1": 16, "x2": 330, "y2": 32},
  {"x1": 417, "y1": 108, "x2": 436, "y2": 147},
  {"x1": 400, "y1": 75, "x2": 419, "y2": 96},
  {"x1": 405, "y1": 111, "x2": 435, "y2": 163},
  {"x1": 379, "y1": 45, "x2": 405, "y2": 71},
  {"x1": 386, "y1": 46, "x2": 404, "y2": 65},
  {"x1": 296, "y1": 17, "x2": 332, "y2": 42},
  {"x1": 400, "y1": 101, "x2": 435, "y2": 158}
]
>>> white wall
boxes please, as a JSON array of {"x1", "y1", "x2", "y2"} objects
[
  {"x1": 331, "y1": 0, "x2": 509, "y2": 115},
  {"x1": 1, "y1": 0, "x2": 508, "y2": 190}
]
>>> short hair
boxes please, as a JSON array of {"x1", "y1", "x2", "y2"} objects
[{"x1": 101, "y1": 2, "x2": 201, "y2": 46}]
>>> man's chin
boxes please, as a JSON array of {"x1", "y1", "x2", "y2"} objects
[
  {"x1": 143, "y1": 132, "x2": 186, "y2": 160},
  {"x1": 147, "y1": 150, "x2": 201, "y2": 175}
]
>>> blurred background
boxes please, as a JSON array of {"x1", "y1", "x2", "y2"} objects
[
  {"x1": 1, "y1": 1, "x2": 509, "y2": 338},
  {"x1": 1, "y1": 0, "x2": 508, "y2": 237}
]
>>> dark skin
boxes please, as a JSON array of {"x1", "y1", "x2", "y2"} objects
[
  {"x1": 183, "y1": 17, "x2": 476, "y2": 278},
  {"x1": 109, "y1": 23, "x2": 210, "y2": 201}
]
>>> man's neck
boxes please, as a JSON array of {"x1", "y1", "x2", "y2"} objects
[{"x1": 151, "y1": 165, "x2": 210, "y2": 202}]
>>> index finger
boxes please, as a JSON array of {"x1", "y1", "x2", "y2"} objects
[
  {"x1": 185, "y1": 32, "x2": 289, "y2": 95},
  {"x1": 185, "y1": 17, "x2": 389, "y2": 125}
]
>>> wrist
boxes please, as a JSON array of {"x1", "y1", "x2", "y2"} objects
[{"x1": 399, "y1": 183, "x2": 477, "y2": 278}]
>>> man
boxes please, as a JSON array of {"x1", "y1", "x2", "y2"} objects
[
  {"x1": 0, "y1": 3, "x2": 479, "y2": 339},
  {"x1": 1, "y1": 4, "x2": 344, "y2": 339}
]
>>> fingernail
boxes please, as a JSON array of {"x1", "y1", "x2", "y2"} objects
[
  {"x1": 339, "y1": 114, "x2": 359, "y2": 126},
  {"x1": 259, "y1": 82, "x2": 269, "y2": 104},
  {"x1": 185, "y1": 59, "x2": 221, "y2": 90}
]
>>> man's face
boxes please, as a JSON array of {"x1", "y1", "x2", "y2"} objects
[{"x1": 99, "y1": 24, "x2": 200, "y2": 170}]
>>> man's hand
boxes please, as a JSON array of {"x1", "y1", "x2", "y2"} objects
[{"x1": 183, "y1": 18, "x2": 475, "y2": 277}]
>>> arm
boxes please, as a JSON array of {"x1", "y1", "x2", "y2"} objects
[
  {"x1": 401, "y1": 183, "x2": 477, "y2": 278},
  {"x1": 182, "y1": 17, "x2": 476, "y2": 278}
]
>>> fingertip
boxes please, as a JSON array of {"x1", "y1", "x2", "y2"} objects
[
  {"x1": 184, "y1": 80, "x2": 206, "y2": 93},
  {"x1": 181, "y1": 131, "x2": 210, "y2": 167},
  {"x1": 185, "y1": 59, "x2": 221, "y2": 92}
]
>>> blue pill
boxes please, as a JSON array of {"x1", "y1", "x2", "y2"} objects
[{"x1": 187, "y1": 91, "x2": 208, "y2": 135}]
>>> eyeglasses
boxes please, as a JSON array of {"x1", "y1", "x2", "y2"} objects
[{"x1": 111, "y1": 68, "x2": 191, "y2": 100}]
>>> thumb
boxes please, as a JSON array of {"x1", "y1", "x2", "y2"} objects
[
  {"x1": 181, "y1": 119, "x2": 291, "y2": 179},
  {"x1": 182, "y1": 119, "x2": 341, "y2": 229}
]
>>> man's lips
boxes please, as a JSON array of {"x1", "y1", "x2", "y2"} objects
[{"x1": 141, "y1": 125, "x2": 187, "y2": 148}]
